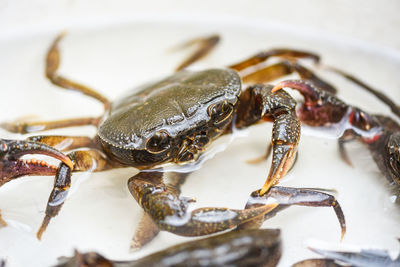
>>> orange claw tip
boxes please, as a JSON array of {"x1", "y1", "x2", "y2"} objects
[
  {"x1": 259, "y1": 179, "x2": 275, "y2": 196},
  {"x1": 271, "y1": 83, "x2": 286, "y2": 93},
  {"x1": 61, "y1": 156, "x2": 74, "y2": 170}
]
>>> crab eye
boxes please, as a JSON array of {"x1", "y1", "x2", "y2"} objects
[
  {"x1": 146, "y1": 131, "x2": 171, "y2": 153},
  {"x1": 208, "y1": 101, "x2": 233, "y2": 127}
]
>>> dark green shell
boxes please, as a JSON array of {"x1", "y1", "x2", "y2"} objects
[{"x1": 98, "y1": 68, "x2": 241, "y2": 150}]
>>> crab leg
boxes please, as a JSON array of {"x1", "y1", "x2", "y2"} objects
[
  {"x1": 46, "y1": 33, "x2": 111, "y2": 110},
  {"x1": 239, "y1": 186, "x2": 346, "y2": 240},
  {"x1": 1, "y1": 117, "x2": 100, "y2": 134},
  {"x1": 228, "y1": 46, "x2": 336, "y2": 94},
  {"x1": 26, "y1": 135, "x2": 98, "y2": 152},
  {"x1": 240, "y1": 61, "x2": 337, "y2": 94},
  {"x1": 37, "y1": 148, "x2": 122, "y2": 239},
  {"x1": 173, "y1": 34, "x2": 220, "y2": 71},
  {"x1": 1, "y1": 33, "x2": 112, "y2": 135},
  {"x1": 229, "y1": 48, "x2": 320, "y2": 71},
  {"x1": 327, "y1": 66, "x2": 400, "y2": 118},
  {"x1": 128, "y1": 171, "x2": 278, "y2": 236}
]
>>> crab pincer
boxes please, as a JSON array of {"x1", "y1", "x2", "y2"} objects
[{"x1": 0, "y1": 138, "x2": 73, "y2": 186}]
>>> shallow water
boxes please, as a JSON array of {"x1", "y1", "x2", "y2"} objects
[{"x1": 0, "y1": 19, "x2": 400, "y2": 266}]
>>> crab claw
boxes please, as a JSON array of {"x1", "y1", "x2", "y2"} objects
[
  {"x1": 260, "y1": 143, "x2": 297, "y2": 195},
  {"x1": 260, "y1": 112, "x2": 300, "y2": 195},
  {"x1": 0, "y1": 138, "x2": 73, "y2": 185}
]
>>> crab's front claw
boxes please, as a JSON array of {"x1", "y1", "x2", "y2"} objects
[
  {"x1": 260, "y1": 113, "x2": 300, "y2": 195},
  {"x1": 0, "y1": 138, "x2": 73, "y2": 186},
  {"x1": 128, "y1": 172, "x2": 278, "y2": 237}
]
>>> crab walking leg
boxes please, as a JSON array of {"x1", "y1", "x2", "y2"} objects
[
  {"x1": 229, "y1": 48, "x2": 320, "y2": 71},
  {"x1": 239, "y1": 186, "x2": 346, "y2": 240},
  {"x1": 240, "y1": 61, "x2": 337, "y2": 94},
  {"x1": 26, "y1": 135, "x2": 99, "y2": 152},
  {"x1": 338, "y1": 130, "x2": 357, "y2": 167},
  {"x1": 128, "y1": 172, "x2": 278, "y2": 236},
  {"x1": 0, "y1": 139, "x2": 73, "y2": 186},
  {"x1": 1, "y1": 117, "x2": 101, "y2": 134},
  {"x1": 327, "y1": 66, "x2": 400, "y2": 118},
  {"x1": 174, "y1": 34, "x2": 220, "y2": 71},
  {"x1": 46, "y1": 33, "x2": 111, "y2": 110},
  {"x1": 130, "y1": 172, "x2": 191, "y2": 250},
  {"x1": 37, "y1": 149, "x2": 122, "y2": 239}
]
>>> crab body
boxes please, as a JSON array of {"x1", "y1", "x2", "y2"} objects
[{"x1": 98, "y1": 68, "x2": 241, "y2": 168}]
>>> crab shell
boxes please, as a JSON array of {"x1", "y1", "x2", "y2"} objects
[{"x1": 98, "y1": 68, "x2": 242, "y2": 168}]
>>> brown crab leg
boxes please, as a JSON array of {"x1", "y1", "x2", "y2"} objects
[
  {"x1": 229, "y1": 48, "x2": 320, "y2": 71},
  {"x1": 26, "y1": 135, "x2": 99, "y2": 152},
  {"x1": 338, "y1": 129, "x2": 358, "y2": 167},
  {"x1": 240, "y1": 61, "x2": 337, "y2": 94},
  {"x1": 327, "y1": 66, "x2": 400, "y2": 118},
  {"x1": 174, "y1": 34, "x2": 220, "y2": 71},
  {"x1": 239, "y1": 186, "x2": 346, "y2": 240},
  {"x1": 46, "y1": 33, "x2": 111, "y2": 110},
  {"x1": 128, "y1": 171, "x2": 278, "y2": 237},
  {"x1": 1, "y1": 117, "x2": 100, "y2": 134},
  {"x1": 37, "y1": 148, "x2": 122, "y2": 239}
]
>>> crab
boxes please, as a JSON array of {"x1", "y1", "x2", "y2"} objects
[{"x1": 0, "y1": 34, "x2": 348, "y2": 257}]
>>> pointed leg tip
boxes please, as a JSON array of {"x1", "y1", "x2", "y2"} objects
[
  {"x1": 36, "y1": 216, "x2": 51, "y2": 240},
  {"x1": 36, "y1": 231, "x2": 43, "y2": 240},
  {"x1": 340, "y1": 227, "x2": 346, "y2": 242}
]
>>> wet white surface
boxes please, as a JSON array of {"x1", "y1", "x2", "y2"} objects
[{"x1": 0, "y1": 19, "x2": 400, "y2": 266}]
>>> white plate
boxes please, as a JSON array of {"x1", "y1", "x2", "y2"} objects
[{"x1": 0, "y1": 18, "x2": 400, "y2": 266}]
